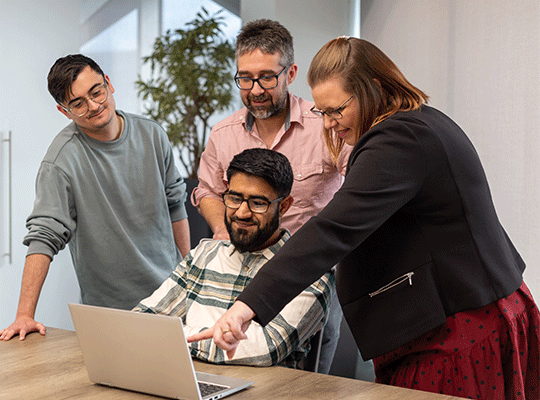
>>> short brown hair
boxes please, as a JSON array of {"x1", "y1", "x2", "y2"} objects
[
  {"x1": 308, "y1": 37, "x2": 428, "y2": 161},
  {"x1": 47, "y1": 54, "x2": 105, "y2": 105},
  {"x1": 236, "y1": 19, "x2": 294, "y2": 68}
]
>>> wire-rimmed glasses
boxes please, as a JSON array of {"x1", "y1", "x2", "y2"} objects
[
  {"x1": 60, "y1": 83, "x2": 109, "y2": 117},
  {"x1": 310, "y1": 95, "x2": 354, "y2": 119}
]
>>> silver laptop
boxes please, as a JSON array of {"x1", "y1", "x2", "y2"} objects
[{"x1": 69, "y1": 303, "x2": 253, "y2": 400}]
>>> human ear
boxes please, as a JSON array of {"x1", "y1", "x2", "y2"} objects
[
  {"x1": 286, "y1": 64, "x2": 298, "y2": 85},
  {"x1": 56, "y1": 104, "x2": 71, "y2": 120},
  {"x1": 279, "y1": 195, "x2": 294, "y2": 216},
  {"x1": 104, "y1": 74, "x2": 115, "y2": 94}
]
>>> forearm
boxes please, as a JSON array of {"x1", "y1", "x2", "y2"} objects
[
  {"x1": 199, "y1": 197, "x2": 228, "y2": 239},
  {"x1": 16, "y1": 254, "x2": 51, "y2": 319},
  {"x1": 172, "y1": 218, "x2": 190, "y2": 258}
]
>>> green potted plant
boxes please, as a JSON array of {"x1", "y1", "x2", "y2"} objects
[
  {"x1": 136, "y1": 8, "x2": 236, "y2": 246},
  {"x1": 136, "y1": 8, "x2": 236, "y2": 179}
]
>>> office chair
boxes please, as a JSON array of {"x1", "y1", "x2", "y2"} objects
[{"x1": 302, "y1": 328, "x2": 324, "y2": 373}]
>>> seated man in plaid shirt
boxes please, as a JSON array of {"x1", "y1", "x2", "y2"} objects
[{"x1": 133, "y1": 148, "x2": 334, "y2": 367}]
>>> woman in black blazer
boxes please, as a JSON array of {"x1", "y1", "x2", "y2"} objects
[{"x1": 189, "y1": 38, "x2": 540, "y2": 398}]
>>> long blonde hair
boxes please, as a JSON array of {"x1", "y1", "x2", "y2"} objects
[{"x1": 308, "y1": 37, "x2": 428, "y2": 162}]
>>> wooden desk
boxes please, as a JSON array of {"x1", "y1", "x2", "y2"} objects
[{"x1": 1, "y1": 328, "x2": 460, "y2": 399}]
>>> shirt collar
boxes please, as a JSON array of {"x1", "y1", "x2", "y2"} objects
[{"x1": 227, "y1": 229, "x2": 291, "y2": 259}]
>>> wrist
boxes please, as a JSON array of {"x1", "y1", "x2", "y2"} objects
[
  {"x1": 15, "y1": 302, "x2": 37, "y2": 320},
  {"x1": 234, "y1": 300, "x2": 256, "y2": 320},
  {"x1": 15, "y1": 313, "x2": 35, "y2": 321}
]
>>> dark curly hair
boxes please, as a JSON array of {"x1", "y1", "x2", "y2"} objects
[{"x1": 227, "y1": 148, "x2": 293, "y2": 198}]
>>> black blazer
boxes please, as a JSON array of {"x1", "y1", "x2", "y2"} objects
[{"x1": 238, "y1": 106, "x2": 525, "y2": 360}]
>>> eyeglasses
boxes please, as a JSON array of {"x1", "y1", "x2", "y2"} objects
[
  {"x1": 310, "y1": 95, "x2": 354, "y2": 120},
  {"x1": 234, "y1": 66, "x2": 289, "y2": 91},
  {"x1": 60, "y1": 83, "x2": 109, "y2": 117},
  {"x1": 222, "y1": 192, "x2": 284, "y2": 214}
]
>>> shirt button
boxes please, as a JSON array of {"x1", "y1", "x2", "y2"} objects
[
  {"x1": 243, "y1": 266, "x2": 249, "y2": 271},
  {"x1": 297, "y1": 173, "x2": 302, "y2": 179},
  {"x1": 259, "y1": 141, "x2": 263, "y2": 146}
]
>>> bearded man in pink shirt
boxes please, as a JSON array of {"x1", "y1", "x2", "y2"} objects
[{"x1": 192, "y1": 19, "x2": 352, "y2": 374}]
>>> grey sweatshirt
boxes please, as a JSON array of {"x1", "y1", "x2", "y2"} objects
[{"x1": 24, "y1": 111, "x2": 187, "y2": 309}]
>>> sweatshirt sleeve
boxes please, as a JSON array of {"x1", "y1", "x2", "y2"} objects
[
  {"x1": 161, "y1": 132, "x2": 188, "y2": 222},
  {"x1": 23, "y1": 162, "x2": 77, "y2": 259}
]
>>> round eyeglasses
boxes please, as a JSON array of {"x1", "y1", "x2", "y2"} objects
[
  {"x1": 234, "y1": 66, "x2": 289, "y2": 91},
  {"x1": 310, "y1": 95, "x2": 354, "y2": 120},
  {"x1": 60, "y1": 83, "x2": 109, "y2": 117},
  {"x1": 222, "y1": 192, "x2": 284, "y2": 214}
]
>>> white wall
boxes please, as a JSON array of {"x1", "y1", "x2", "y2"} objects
[
  {"x1": 361, "y1": 0, "x2": 540, "y2": 299},
  {"x1": 0, "y1": 1, "x2": 82, "y2": 330}
]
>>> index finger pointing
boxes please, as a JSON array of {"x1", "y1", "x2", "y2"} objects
[{"x1": 187, "y1": 327, "x2": 214, "y2": 343}]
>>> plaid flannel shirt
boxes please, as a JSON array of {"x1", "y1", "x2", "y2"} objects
[{"x1": 133, "y1": 230, "x2": 335, "y2": 367}]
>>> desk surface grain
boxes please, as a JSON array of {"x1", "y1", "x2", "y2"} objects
[{"x1": 0, "y1": 327, "x2": 461, "y2": 400}]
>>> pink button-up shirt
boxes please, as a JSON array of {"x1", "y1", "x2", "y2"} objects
[{"x1": 192, "y1": 94, "x2": 352, "y2": 234}]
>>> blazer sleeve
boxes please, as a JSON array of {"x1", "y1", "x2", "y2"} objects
[{"x1": 237, "y1": 116, "x2": 429, "y2": 325}]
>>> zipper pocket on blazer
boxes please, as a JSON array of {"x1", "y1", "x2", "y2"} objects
[{"x1": 369, "y1": 272, "x2": 414, "y2": 298}]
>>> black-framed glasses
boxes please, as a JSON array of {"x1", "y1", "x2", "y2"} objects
[
  {"x1": 222, "y1": 192, "x2": 284, "y2": 214},
  {"x1": 60, "y1": 82, "x2": 109, "y2": 117},
  {"x1": 234, "y1": 66, "x2": 289, "y2": 91},
  {"x1": 310, "y1": 95, "x2": 354, "y2": 120}
]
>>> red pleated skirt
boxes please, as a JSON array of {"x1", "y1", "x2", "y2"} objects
[{"x1": 373, "y1": 281, "x2": 540, "y2": 399}]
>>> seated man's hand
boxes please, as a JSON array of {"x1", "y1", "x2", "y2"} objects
[
  {"x1": 187, "y1": 301, "x2": 254, "y2": 359},
  {"x1": 0, "y1": 316, "x2": 46, "y2": 341}
]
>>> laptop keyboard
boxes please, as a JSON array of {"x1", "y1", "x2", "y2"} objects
[{"x1": 198, "y1": 381, "x2": 228, "y2": 397}]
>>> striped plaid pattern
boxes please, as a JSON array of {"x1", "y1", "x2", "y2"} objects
[{"x1": 133, "y1": 230, "x2": 335, "y2": 367}]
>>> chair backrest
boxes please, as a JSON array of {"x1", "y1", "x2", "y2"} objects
[{"x1": 302, "y1": 328, "x2": 324, "y2": 372}]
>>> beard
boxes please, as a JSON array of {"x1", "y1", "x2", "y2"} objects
[
  {"x1": 245, "y1": 86, "x2": 288, "y2": 120},
  {"x1": 225, "y1": 211, "x2": 280, "y2": 253}
]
